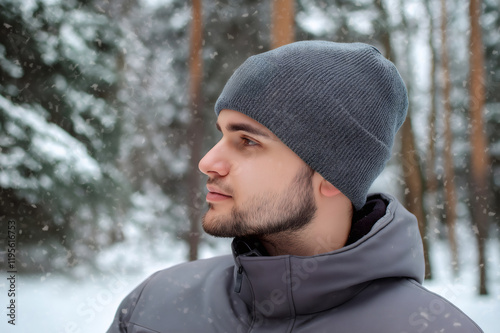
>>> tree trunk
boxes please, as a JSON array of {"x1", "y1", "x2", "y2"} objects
[
  {"x1": 392, "y1": 0, "x2": 432, "y2": 280},
  {"x1": 374, "y1": 0, "x2": 393, "y2": 60},
  {"x1": 186, "y1": 0, "x2": 204, "y2": 261},
  {"x1": 271, "y1": 0, "x2": 295, "y2": 49},
  {"x1": 423, "y1": 2, "x2": 439, "y2": 278},
  {"x1": 440, "y1": 0, "x2": 459, "y2": 276},
  {"x1": 468, "y1": 0, "x2": 490, "y2": 295},
  {"x1": 400, "y1": 113, "x2": 432, "y2": 280},
  {"x1": 424, "y1": 1, "x2": 439, "y2": 187}
]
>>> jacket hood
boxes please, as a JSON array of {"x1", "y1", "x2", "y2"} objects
[{"x1": 231, "y1": 193, "x2": 425, "y2": 318}]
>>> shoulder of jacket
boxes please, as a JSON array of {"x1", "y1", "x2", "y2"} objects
[
  {"x1": 330, "y1": 278, "x2": 483, "y2": 333},
  {"x1": 123, "y1": 254, "x2": 234, "y2": 296},
  {"x1": 107, "y1": 254, "x2": 236, "y2": 333},
  {"x1": 151, "y1": 254, "x2": 234, "y2": 278},
  {"x1": 399, "y1": 279, "x2": 484, "y2": 332}
]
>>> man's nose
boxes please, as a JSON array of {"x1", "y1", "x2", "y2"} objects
[{"x1": 198, "y1": 141, "x2": 230, "y2": 177}]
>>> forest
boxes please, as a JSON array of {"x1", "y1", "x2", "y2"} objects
[{"x1": 0, "y1": 0, "x2": 499, "y2": 300}]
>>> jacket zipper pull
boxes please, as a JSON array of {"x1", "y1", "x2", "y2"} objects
[{"x1": 234, "y1": 266, "x2": 243, "y2": 293}]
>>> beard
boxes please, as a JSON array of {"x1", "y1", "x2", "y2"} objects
[{"x1": 202, "y1": 165, "x2": 317, "y2": 238}]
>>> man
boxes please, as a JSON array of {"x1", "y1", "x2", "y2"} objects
[{"x1": 108, "y1": 41, "x2": 483, "y2": 332}]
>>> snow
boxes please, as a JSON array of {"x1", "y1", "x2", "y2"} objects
[
  {"x1": 0, "y1": 96, "x2": 103, "y2": 183},
  {"x1": 1, "y1": 235, "x2": 497, "y2": 333},
  {"x1": 60, "y1": 23, "x2": 88, "y2": 57},
  {"x1": 0, "y1": 44, "x2": 23, "y2": 78},
  {"x1": 296, "y1": 7, "x2": 337, "y2": 36},
  {"x1": 424, "y1": 241, "x2": 500, "y2": 333}
]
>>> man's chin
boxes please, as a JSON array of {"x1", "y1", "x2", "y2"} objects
[
  {"x1": 202, "y1": 224, "x2": 237, "y2": 238},
  {"x1": 202, "y1": 213, "x2": 253, "y2": 238},
  {"x1": 202, "y1": 213, "x2": 234, "y2": 238}
]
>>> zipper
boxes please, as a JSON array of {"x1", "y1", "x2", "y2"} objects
[{"x1": 234, "y1": 265, "x2": 243, "y2": 293}]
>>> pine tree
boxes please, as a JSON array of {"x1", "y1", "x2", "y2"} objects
[{"x1": 0, "y1": 0, "x2": 127, "y2": 273}]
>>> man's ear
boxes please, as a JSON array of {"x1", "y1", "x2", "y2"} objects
[{"x1": 319, "y1": 178, "x2": 341, "y2": 197}]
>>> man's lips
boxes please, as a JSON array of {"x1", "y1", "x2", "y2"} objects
[
  {"x1": 206, "y1": 192, "x2": 232, "y2": 201},
  {"x1": 206, "y1": 185, "x2": 232, "y2": 202}
]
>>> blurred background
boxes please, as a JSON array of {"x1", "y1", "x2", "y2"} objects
[{"x1": 0, "y1": 0, "x2": 499, "y2": 331}]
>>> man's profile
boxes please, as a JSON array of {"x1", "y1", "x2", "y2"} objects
[{"x1": 108, "y1": 41, "x2": 483, "y2": 332}]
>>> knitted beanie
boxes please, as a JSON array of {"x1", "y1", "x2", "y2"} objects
[{"x1": 214, "y1": 41, "x2": 408, "y2": 210}]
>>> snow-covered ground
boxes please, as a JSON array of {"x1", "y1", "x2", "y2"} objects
[
  {"x1": 1, "y1": 236, "x2": 498, "y2": 333},
  {"x1": 423, "y1": 238, "x2": 500, "y2": 333}
]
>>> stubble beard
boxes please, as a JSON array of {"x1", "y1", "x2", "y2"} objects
[{"x1": 202, "y1": 166, "x2": 317, "y2": 239}]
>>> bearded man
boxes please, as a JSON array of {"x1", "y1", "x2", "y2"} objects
[{"x1": 108, "y1": 41, "x2": 483, "y2": 333}]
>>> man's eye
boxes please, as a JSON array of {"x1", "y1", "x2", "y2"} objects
[{"x1": 242, "y1": 137, "x2": 258, "y2": 146}]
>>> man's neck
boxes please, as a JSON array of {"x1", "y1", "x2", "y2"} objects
[
  {"x1": 259, "y1": 231, "x2": 310, "y2": 256},
  {"x1": 259, "y1": 213, "x2": 352, "y2": 256}
]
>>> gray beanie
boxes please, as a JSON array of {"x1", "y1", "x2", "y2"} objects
[{"x1": 214, "y1": 41, "x2": 408, "y2": 210}]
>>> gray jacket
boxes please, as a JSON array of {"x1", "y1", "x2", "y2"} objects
[{"x1": 108, "y1": 194, "x2": 483, "y2": 332}]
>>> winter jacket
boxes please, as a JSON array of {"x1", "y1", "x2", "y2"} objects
[{"x1": 107, "y1": 193, "x2": 483, "y2": 332}]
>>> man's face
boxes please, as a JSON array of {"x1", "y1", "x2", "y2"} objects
[{"x1": 198, "y1": 109, "x2": 317, "y2": 238}]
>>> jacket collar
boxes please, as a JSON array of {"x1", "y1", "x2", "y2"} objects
[{"x1": 231, "y1": 193, "x2": 424, "y2": 318}]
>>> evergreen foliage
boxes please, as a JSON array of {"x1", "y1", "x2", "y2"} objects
[{"x1": 0, "y1": 0, "x2": 127, "y2": 273}]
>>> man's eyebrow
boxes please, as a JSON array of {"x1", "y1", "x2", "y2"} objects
[{"x1": 216, "y1": 121, "x2": 275, "y2": 140}]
